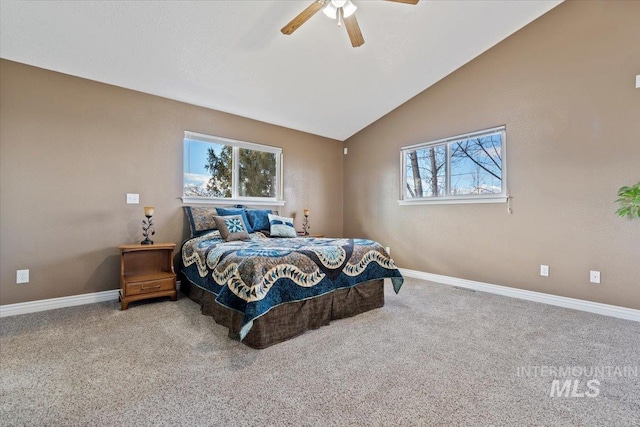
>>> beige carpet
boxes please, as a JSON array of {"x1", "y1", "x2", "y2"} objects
[{"x1": 1, "y1": 278, "x2": 639, "y2": 426}]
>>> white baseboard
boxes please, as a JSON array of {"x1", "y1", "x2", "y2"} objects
[
  {"x1": 399, "y1": 268, "x2": 640, "y2": 322},
  {"x1": 0, "y1": 281, "x2": 183, "y2": 318},
  {"x1": 2, "y1": 274, "x2": 637, "y2": 322},
  {"x1": 0, "y1": 289, "x2": 120, "y2": 318}
]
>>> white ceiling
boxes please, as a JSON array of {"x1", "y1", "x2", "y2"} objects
[{"x1": 0, "y1": 0, "x2": 562, "y2": 141}]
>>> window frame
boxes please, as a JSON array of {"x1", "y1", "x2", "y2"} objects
[
  {"x1": 182, "y1": 131, "x2": 285, "y2": 206},
  {"x1": 399, "y1": 126, "x2": 508, "y2": 205}
]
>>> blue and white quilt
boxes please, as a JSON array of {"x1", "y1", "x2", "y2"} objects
[{"x1": 181, "y1": 231, "x2": 403, "y2": 339}]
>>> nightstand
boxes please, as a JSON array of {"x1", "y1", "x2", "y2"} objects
[
  {"x1": 298, "y1": 233, "x2": 324, "y2": 238},
  {"x1": 118, "y1": 243, "x2": 177, "y2": 310}
]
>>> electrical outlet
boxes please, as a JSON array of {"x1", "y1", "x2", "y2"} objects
[
  {"x1": 16, "y1": 269, "x2": 29, "y2": 284},
  {"x1": 590, "y1": 270, "x2": 601, "y2": 284},
  {"x1": 540, "y1": 265, "x2": 549, "y2": 277},
  {"x1": 385, "y1": 246, "x2": 391, "y2": 256},
  {"x1": 126, "y1": 193, "x2": 139, "y2": 204}
]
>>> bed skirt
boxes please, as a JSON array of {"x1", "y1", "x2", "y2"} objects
[{"x1": 181, "y1": 279, "x2": 385, "y2": 349}]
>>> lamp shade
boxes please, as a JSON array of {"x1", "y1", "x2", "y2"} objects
[{"x1": 322, "y1": 0, "x2": 357, "y2": 19}]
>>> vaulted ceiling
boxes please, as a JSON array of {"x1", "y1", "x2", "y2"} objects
[{"x1": 0, "y1": 0, "x2": 562, "y2": 141}]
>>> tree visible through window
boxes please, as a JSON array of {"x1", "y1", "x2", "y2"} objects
[
  {"x1": 401, "y1": 127, "x2": 506, "y2": 203},
  {"x1": 204, "y1": 144, "x2": 232, "y2": 198},
  {"x1": 238, "y1": 148, "x2": 277, "y2": 198},
  {"x1": 183, "y1": 132, "x2": 282, "y2": 203}
]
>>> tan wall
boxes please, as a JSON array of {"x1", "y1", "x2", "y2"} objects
[
  {"x1": 0, "y1": 60, "x2": 343, "y2": 305},
  {"x1": 343, "y1": 1, "x2": 640, "y2": 309}
]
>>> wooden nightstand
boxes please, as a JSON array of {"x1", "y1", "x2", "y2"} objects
[
  {"x1": 297, "y1": 233, "x2": 325, "y2": 238},
  {"x1": 118, "y1": 243, "x2": 177, "y2": 310}
]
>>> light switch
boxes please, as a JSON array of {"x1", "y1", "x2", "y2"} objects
[{"x1": 126, "y1": 193, "x2": 139, "y2": 204}]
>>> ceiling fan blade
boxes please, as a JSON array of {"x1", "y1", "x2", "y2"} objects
[
  {"x1": 344, "y1": 14, "x2": 364, "y2": 48},
  {"x1": 385, "y1": 0, "x2": 420, "y2": 4},
  {"x1": 281, "y1": 0, "x2": 327, "y2": 35}
]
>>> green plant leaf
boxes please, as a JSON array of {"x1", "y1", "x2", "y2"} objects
[{"x1": 615, "y1": 180, "x2": 640, "y2": 219}]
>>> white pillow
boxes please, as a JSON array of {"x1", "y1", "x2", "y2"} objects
[{"x1": 268, "y1": 214, "x2": 297, "y2": 238}]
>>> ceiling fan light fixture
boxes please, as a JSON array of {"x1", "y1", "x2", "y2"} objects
[
  {"x1": 322, "y1": 3, "x2": 337, "y2": 19},
  {"x1": 342, "y1": 1, "x2": 357, "y2": 18},
  {"x1": 322, "y1": 0, "x2": 357, "y2": 19}
]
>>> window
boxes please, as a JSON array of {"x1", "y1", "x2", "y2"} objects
[
  {"x1": 183, "y1": 131, "x2": 284, "y2": 206},
  {"x1": 400, "y1": 126, "x2": 507, "y2": 204}
]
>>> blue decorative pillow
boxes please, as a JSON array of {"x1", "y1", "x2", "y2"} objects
[
  {"x1": 213, "y1": 215, "x2": 250, "y2": 242},
  {"x1": 215, "y1": 207, "x2": 253, "y2": 233},
  {"x1": 245, "y1": 209, "x2": 272, "y2": 232},
  {"x1": 268, "y1": 214, "x2": 297, "y2": 238},
  {"x1": 183, "y1": 206, "x2": 219, "y2": 237}
]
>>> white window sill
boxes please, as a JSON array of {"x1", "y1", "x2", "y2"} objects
[
  {"x1": 398, "y1": 196, "x2": 508, "y2": 206},
  {"x1": 181, "y1": 197, "x2": 286, "y2": 207}
]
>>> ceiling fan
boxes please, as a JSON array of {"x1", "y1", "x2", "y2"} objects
[{"x1": 281, "y1": 0, "x2": 420, "y2": 48}]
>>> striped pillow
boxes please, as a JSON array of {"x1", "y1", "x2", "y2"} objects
[{"x1": 268, "y1": 214, "x2": 297, "y2": 238}]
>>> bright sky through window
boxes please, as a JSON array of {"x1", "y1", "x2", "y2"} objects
[
  {"x1": 183, "y1": 131, "x2": 283, "y2": 205},
  {"x1": 400, "y1": 126, "x2": 507, "y2": 205}
]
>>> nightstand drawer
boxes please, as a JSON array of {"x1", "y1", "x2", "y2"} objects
[{"x1": 126, "y1": 277, "x2": 175, "y2": 296}]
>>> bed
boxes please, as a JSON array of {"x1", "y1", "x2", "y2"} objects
[{"x1": 180, "y1": 222, "x2": 404, "y2": 348}]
